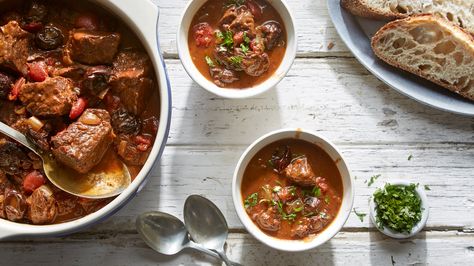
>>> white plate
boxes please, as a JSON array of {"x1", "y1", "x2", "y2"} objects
[{"x1": 327, "y1": 0, "x2": 474, "y2": 116}]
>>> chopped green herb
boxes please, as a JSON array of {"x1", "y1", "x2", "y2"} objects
[
  {"x1": 288, "y1": 186, "x2": 296, "y2": 196},
  {"x1": 408, "y1": 155, "x2": 413, "y2": 161},
  {"x1": 244, "y1": 192, "x2": 258, "y2": 209},
  {"x1": 373, "y1": 183, "x2": 422, "y2": 233},
  {"x1": 240, "y1": 43, "x2": 249, "y2": 54},
  {"x1": 229, "y1": 55, "x2": 243, "y2": 66},
  {"x1": 424, "y1": 185, "x2": 431, "y2": 191},
  {"x1": 215, "y1": 31, "x2": 224, "y2": 41},
  {"x1": 312, "y1": 186, "x2": 321, "y2": 197},
  {"x1": 204, "y1": 56, "x2": 215, "y2": 67},
  {"x1": 324, "y1": 196, "x2": 330, "y2": 204},
  {"x1": 273, "y1": 186, "x2": 282, "y2": 193},
  {"x1": 353, "y1": 208, "x2": 367, "y2": 222},
  {"x1": 221, "y1": 31, "x2": 234, "y2": 48},
  {"x1": 303, "y1": 212, "x2": 314, "y2": 217},
  {"x1": 367, "y1": 174, "x2": 381, "y2": 187},
  {"x1": 319, "y1": 212, "x2": 329, "y2": 219},
  {"x1": 243, "y1": 32, "x2": 251, "y2": 44}
]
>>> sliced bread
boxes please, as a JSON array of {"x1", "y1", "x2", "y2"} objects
[
  {"x1": 371, "y1": 15, "x2": 474, "y2": 101},
  {"x1": 341, "y1": 0, "x2": 474, "y2": 35}
]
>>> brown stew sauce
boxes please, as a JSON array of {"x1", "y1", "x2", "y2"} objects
[{"x1": 241, "y1": 139, "x2": 343, "y2": 240}]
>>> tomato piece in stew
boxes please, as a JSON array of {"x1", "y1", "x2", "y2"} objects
[{"x1": 241, "y1": 139, "x2": 343, "y2": 240}]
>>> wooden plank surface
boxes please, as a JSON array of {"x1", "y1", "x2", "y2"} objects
[{"x1": 1, "y1": 0, "x2": 473, "y2": 264}]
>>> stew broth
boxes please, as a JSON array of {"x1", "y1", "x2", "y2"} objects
[
  {"x1": 241, "y1": 139, "x2": 343, "y2": 240},
  {"x1": 188, "y1": 0, "x2": 287, "y2": 88}
]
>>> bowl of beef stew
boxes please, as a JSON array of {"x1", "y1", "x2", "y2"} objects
[
  {"x1": 233, "y1": 129, "x2": 354, "y2": 251},
  {"x1": 0, "y1": 0, "x2": 171, "y2": 239},
  {"x1": 178, "y1": 0, "x2": 296, "y2": 98}
]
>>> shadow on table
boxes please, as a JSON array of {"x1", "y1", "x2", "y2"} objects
[
  {"x1": 236, "y1": 236, "x2": 336, "y2": 266},
  {"x1": 369, "y1": 230, "x2": 427, "y2": 266}
]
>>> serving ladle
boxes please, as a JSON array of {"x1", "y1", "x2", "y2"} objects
[
  {"x1": 184, "y1": 195, "x2": 242, "y2": 266},
  {"x1": 136, "y1": 211, "x2": 222, "y2": 259},
  {"x1": 0, "y1": 121, "x2": 131, "y2": 198}
]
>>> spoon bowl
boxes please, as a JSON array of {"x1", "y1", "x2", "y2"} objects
[
  {"x1": 0, "y1": 121, "x2": 130, "y2": 198},
  {"x1": 136, "y1": 211, "x2": 221, "y2": 258},
  {"x1": 184, "y1": 195, "x2": 240, "y2": 266}
]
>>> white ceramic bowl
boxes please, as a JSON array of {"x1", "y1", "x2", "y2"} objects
[
  {"x1": 0, "y1": 0, "x2": 172, "y2": 240},
  {"x1": 369, "y1": 179, "x2": 429, "y2": 239},
  {"x1": 232, "y1": 129, "x2": 354, "y2": 251},
  {"x1": 177, "y1": 0, "x2": 297, "y2": 98}
]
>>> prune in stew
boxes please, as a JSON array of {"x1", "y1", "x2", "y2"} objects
[
  {"x1": 304, "y1": 196, "x2": 321, "y2": 213},
  {"x1": 258, "y1": 21, "x2": 282, "y2": 50},
  {"x1": 291, "y1": 216, "x2": 325, "y2": 238},
  {"x1": 111, "y1": 108, "x2": 141, "y2": 135},
  {"x1": 21, "y1": 1, "x2": 47, "y2": 32},
  {"x1": 255, "y1": 206, "x2": 281, "y2": 232},
  {"x1": 27, "y1": 185, "x2": 58, "y2": 224},
  {"x1": 19, "y1": 76, "x2": 77, "y2": 117},
  {"x1": 283, "y1": 156, "x2": 319, "y2": 187},
  {"x1": 82, "y1": 66, "x2": 111, "y2": 95},
  {"x1": 270, "y1": 145, "x2": 292, "y2": 173},
  {"x1": 3, "y1": 188, "x2": 27, "y2": 222},
  {"x1": 0, "y1": 72, "x2": 14, "y2": 99},
  {"x1": 51, "y1": 109, "x2": 114, "y2": 173},
  {"x1": 35, "y1": 26, "x2": 64, "y2": 50},
  {"x1": 0, "y1": 21, "x2": 30, "y2": 75},
  {"x1": 0, "y1": 139, "x2": 31, "y2": 175}
]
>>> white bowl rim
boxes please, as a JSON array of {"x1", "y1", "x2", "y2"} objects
[
  {"x1": 177, "y1": 0, "x2": 297, "y2": 99},
  {"x1": 232, "y1": 128, "x2": 354, "y2": 251},
  {"x1": 369, "y1": 179, "x2": 429, "y2": 239},
  {"x1": 0, "y1": 0, "x2": 172, "y2": 239}
]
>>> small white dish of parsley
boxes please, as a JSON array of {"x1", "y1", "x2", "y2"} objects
[{"x1": 369, "y1": 180, "x2": 429, "y2": 238}]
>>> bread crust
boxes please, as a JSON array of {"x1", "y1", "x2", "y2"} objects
[
  {"x1": 371, "y1": 15, "x2": 474, "y2": 101},
  {"x1": 341, "y1": 0, "x2": 408, "y2": 20}
]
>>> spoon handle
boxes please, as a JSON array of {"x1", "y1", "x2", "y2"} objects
[
  {"x1": 0, "y1": 121, "x2": 34, "y2": 151},
  {"x1": 187, "y1": 241, "x2": 221, "y2": 258},
  {"x1": 212, "y1": 249, "x2": 242, "y2": 266}
]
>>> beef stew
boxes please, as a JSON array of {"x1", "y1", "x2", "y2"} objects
[
  {"x1": 241, "y1": 139, "x2": 343, "y2": 240},
  {"x1": 0, "y1": 0, "x2": 160, "y2": 225},
  {"x1": 188, "y1": 0, "x2": 287, "y2": 88}
]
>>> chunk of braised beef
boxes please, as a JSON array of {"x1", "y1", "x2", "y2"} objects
[
  {"x1": 291, "y1": 216, "x2": 325, "y2": 238},
  {"x1": 209, "y1": 66, "x2": 239, "y2": 87},
  {"x1": 111, "y1": 108, "x2": 141, "y2": 135},
  {"x1": 66, "y1": 30, "x2": 121, "y2": 65},
  {"x1": 219, "y1": 6, "x2": 256, "y2": 35},
  {"x1": 283, "y1": 156, "x2": 319, "y2": 187},
  {"x1": 0, "y1": 139, "x2": 31, "y2": 175},
  {"x1": 3, "y1": 188, "x2": 27, "y2": 221},
  {"x1": 304, "y1": 196, "x2": 321, "y2": 213},
  {"x1": 115, "y1": 134, "x2": 152, "y2": 166},
  {"x1": 255, "y1": 206, "x2": 281, "y2": 232},
  {"x1": 276, "y1": 186, "x2": 297, "y2": 203},
  {"x1": 213, "y1": 47, "x2": 244, "y2": 71},
  {"x1": 0, "y1": 72, "x2": 14, "y2": 99},
  {"x1": 270, "y1": 145, "x2": 292, "y2": 173},
  {"x1": 0, "y1": 21, "x2": 31, "y2": 76},
  {"x1": 241, "y1": 52, "x2": 269, "y2": 77},
  {"x1": 19, "y1": 76, "x2": 77, "y2": 117},
  {"x1": 27, "y1": 185, "x2": 57, "y2": 224},
  {"x1": 258, "y1": 21, "x2": 282, "y2": 50},
  {"x1": 141, "y1": 116, "x2": 159, "y2": 135}
]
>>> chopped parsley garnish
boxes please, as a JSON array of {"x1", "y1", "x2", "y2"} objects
[
  {"x1": 312, "y1": 186, "x2": 321, "y2": 197},
  {"x1": 353, "y1": 208, "x2": 366, "y2": 222},
  {"x1": 319, "y1": 212, "x2": 329, "y2": 219},
  {"x1": 272, "y1": 199, "x2": 297, "y2": 221},
  {"x1": 229, "y1": 55, "x2": 243, "y2": 66},
  {"x1": 272, "y1": 186, "x2": 281, "y2": 192},
  {"x1": 373, "y1": 183, "x2": 422, "y2": 233},
  {"x1": 220, "y1": 31, "x2": 234, "y2": 48},
  {"x1": 408, "y1": 154, "x2": 413, "y2": 161},
  {"x1": 288, "y1": 186, "x2": 296, "y2": 196},
  {"x1": 424, "y1": 185, "x2": 431, "y2": 191},
  {"x1": 205, "y1": 56, "x2": 215, "y2": 67},
  {"x1": 366, "y1": 174, "x2": 381, "y2": 187},
  {"x1": 240, "y1": 43, "x2": 249, "y2": 54},
  {"x1": 324, "y1": 196, "x2": 330, "y2": 204},
  {"x1": 244, "y1": 192, "x2": 258, "y2": 209},
  {"x1": 243, "y1": 32, "x2": 251, "y2": 44}
]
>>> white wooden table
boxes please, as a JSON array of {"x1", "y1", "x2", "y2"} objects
[{"x1": 1, "y1": 0, "x2": 473, "y2": 265}]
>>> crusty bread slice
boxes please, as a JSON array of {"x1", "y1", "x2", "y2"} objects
[
  {"x1": 371, "y1": 15, "x2": 474, "y2": 101},
  {"x1": 341, "y1": 0, "x2": 474, "y2": 35}
]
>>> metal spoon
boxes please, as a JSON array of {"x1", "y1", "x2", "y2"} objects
[
  {"x1": 184, "y1": 195, "x2": 241, "y2": 266},
  {"x1": 0, "y1": 121, "x2": 130, "y2": 198},
  {"x1": 135, "y1": 211, "x2": 221, "y2": 259}
]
